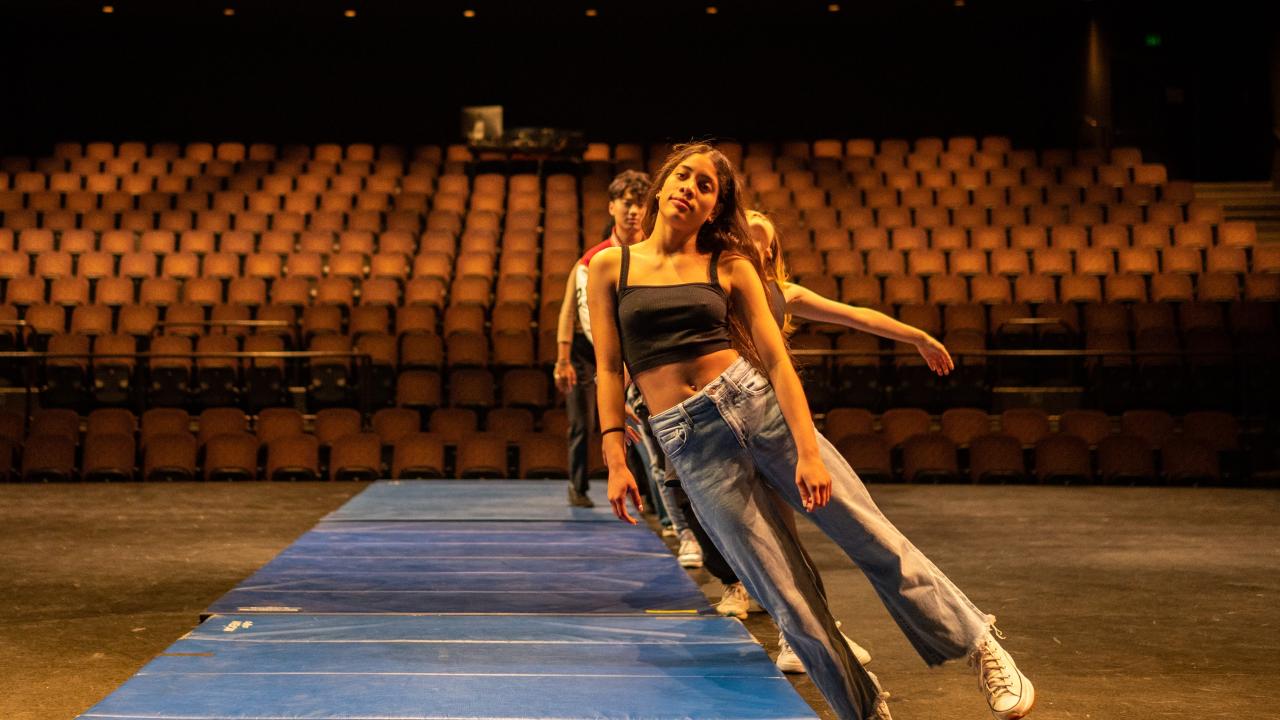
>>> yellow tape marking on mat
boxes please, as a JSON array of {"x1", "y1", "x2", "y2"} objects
[{"x1": 645, "y1": 609, "x2": 699, "y2": 614}]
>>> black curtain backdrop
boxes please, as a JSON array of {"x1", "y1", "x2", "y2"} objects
[{"x1": 1, "y1": 1, "x2": 1273, "y2": 180}]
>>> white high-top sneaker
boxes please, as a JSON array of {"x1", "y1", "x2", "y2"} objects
[
  {"x1": 676, "y1": 529, "x2": 703, "y2": 568},
  {"x1": 775, "y1": 635, "x2": 805, "y2": 673},
  {"x1": 715, "y1": 582, "x2": 750, "y2": 620},
  {"x1": 776, "y1": 623, "x2": 872, "y2": 673},
  {"x1": 968, "y1": 632, "x2": 1035, "y2": 720}
]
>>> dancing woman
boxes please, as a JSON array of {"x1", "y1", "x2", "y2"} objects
[{"x1": 587, "y1": 143, "x2": 1034, "y2": 720}]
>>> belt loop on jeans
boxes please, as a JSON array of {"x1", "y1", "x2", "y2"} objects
[{"x1": 677, "y1": 402, "x2": 693, "y2": 428}]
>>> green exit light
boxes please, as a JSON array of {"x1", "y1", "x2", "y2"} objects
[{"x1": 1145, "y1": 33, "x2": 1163, "y2": 48}]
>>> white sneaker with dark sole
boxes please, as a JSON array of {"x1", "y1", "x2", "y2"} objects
[
  {"x1": 776, "y1": 625, "x2": 872, "y2": 673},
  {"x1": 676, "y1": 529, "x2": 703, "y2": 568},
  {"x1": 715, "y1": 582, "x2": 750, "y2": 620},
  {"x1": 969, "y1": 632, "x2": 1036, "y2": 720}
]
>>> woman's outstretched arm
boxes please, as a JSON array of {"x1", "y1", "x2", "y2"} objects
[
  {"x1": 783, "y1": 283, "x2": 954, "y2": 375},
  {"x1": 586, "y1": 247, "x2": 644, "y2": 524}
]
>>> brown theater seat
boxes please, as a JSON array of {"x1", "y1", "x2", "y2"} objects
[
  {"x1": 392, "y1": 433, "x2": 446, "y2": 479},
  {"x1": 879, "y1": 408, "x2": 930, "y2": 449},
  {"x1": 486, "y1": 408, "x2": 535, "y2": 442},
  {"x1": 204, "y1": 432, "x2": 260, "y2": 481},
  {"x1": 834, "y1": 433, "x2": 892, "y2": 483},
  {"x1": 823, "y1": 408, "x2": 875, "y2": 442},
  {"x1": 1034, "y1": 434, "x2": 1091, "y2": 484},
  {"x1": 315, "y1": 407, "x2": 363, "y2": 447},
  {"x1": 518, "y1": 433, "x2": 568, "y2": 478},
  {"x1": 83, "y1": 432, "x2": 136, "y2": 482},
  {"x1": 256, "y1": 407, "x2": 305, "y2": 445},
  {"x1": 1001, "y1": 408, "x2": 1051, "y2": 447},
  {"x1": 396, "y1": 370, "x2": 442, "y2": 410},
  {"x1": 329, "y1": 433, "x2": 382, "y2": 481},
  {"x1": 968, "y1": 433, "x2": 1026, "y2": 483},
  {"x1": 901, "y1": 433, "x2": 960, "y2": 483},
  {"x1": 1162, "y1": 441, "x2": 1220, "y2": 485},
  {"x1": 267, "y1": 434, "x2": 320, "y2": 481},
  {"x1": 30, "y1": 409, "x2": 80, "y2": 443},
  {"x1": 197, "y1": 408, "x2": 248, "y2": 446},
  {"x1": 939, "y1": 408, "x2": 991, "y2": 447},
  {"x1": 1058, "y1": 410, "x2": 1113, "y2": 448},
  {"x1": 456, "y1": 433, "x2": 508, "y2": 478},
  {"x1": 144, "y1": 432, "x2": 198, "y2": 481},
  {"x1": 1097, "y1": 434, "x2": 1156, "y2": 485},
  {"x1": 23, "y1": 434, "x2": 78, "y2": 482}
]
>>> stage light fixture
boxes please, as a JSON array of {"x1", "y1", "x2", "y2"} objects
[
  {"x1": 705, "y1": 6, "x2": 718, "y2": 14},
  {"x1": 223, "y1": 7, "x2": 235, "y2": 16},
  {"x1": 102, "y1": 4, "x2": 114, "y2": 13},
  {"x1": 828, "y1": 3, "x2": 840, "y2": 11},
  {"x1": 463, "y1": 8, "x2": 476, "y2": 17},
  {"x1": 585, "y1": 8, "x2": 597, "y2": 16},
  {"x1": 344, "y1": 8, "x2": 357, "y2": 17}
]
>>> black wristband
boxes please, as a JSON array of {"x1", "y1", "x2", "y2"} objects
[{"x1": 601, "y1": 426, "x2": 625, "y2": 436}]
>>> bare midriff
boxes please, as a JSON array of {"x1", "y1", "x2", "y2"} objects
[{"x1": 633, "y1": 348, "x2": 741, "y2": 415}]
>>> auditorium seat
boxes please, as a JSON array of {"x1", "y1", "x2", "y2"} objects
[
  {"x1": 392, "y1": 432, "x2": 445, "y2": 479},
  {"x1": 143, "y1": 431, "x2": 198, "y2": 481},
  {"x1": 834, "y1": 433, "x2": 893, "y2": 483},
  {"x1": 1034, "y1": 434, "x2": 1091, "y2": 484},
  {"x1": 1095, "y1": 433, "x2": 1156, "y2": 484},
  {"x1": 901, "y1": 433, "x2": 960, "y2": 483}
]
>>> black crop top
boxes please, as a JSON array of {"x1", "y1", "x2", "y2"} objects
[{"x1": 615, "y1": 246, "x2": 733, "y2": 375}]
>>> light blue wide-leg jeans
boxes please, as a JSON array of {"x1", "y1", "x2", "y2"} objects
[{"x1": 648, "y1": 358, "x2": 992, "y2": 719}]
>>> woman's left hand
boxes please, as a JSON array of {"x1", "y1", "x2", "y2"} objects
[
  {"x1": 795, "y1": 455, "x2": 832, "y2": 512},
  {"x1": 915, "y1": 334, "x2": 954, "y2": 376}
]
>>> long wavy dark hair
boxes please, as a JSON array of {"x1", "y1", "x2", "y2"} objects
[{"x1": 640, "y1": 143, "x2": 778, "y2": 369}]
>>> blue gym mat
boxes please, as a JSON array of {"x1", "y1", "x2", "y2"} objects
[
  {"x1": 322, "y1": 480, "x2": 619, "y2": 522},
  {"x1": 79, "y1": 614, "x2": 819, "y2": 719},
  {"x1": 206, "y1": 521, "x2": 709, "y2": 615}
]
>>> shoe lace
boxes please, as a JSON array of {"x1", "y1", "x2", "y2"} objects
[
  {"x1": 971, "y1": 638, "x2": 1015, "y2": 696},
  {"x1": 727, "y1": 583, "x2": 748, "y2": 602}
]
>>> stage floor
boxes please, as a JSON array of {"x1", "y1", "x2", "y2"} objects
[{"x1": 3, "y1": 482, "x2": 1277, "y2": 719}]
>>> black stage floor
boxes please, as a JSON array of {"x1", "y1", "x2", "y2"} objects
[{"x1": 3, "y1": 482, "x2": 1276, "y2": 720}]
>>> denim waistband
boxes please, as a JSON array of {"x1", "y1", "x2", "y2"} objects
[{"x1": 647, "y1": 356, "x2": 758, "y2": 434}]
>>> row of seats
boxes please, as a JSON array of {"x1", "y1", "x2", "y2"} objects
[
  {"x1": 0, "y1": 248, "x2": 582, "y2": 284},
  {"x1": 797, "y1": 300, "x2": 1278, "y2": 341},
  {"x1": 3, "y1": 265, "x2": 1275, "y2": 316},
  {"x1": 825, "y1": 406, "x2": 1247, "y2": 485},
  {"x1": 12, "y1": 296, "x2": 1269, "y2": 345},
  {"x1": 786, "y1": 272, "x2": 1280, "y2": 305},
  {"x1": 837, "y1": 431, "x2": 1222, "y2": 485},
  {"x1": 0, "y1": 227, "x2": 588, "y2": 256},
  {"x1": 31, "y1": 137, "x2": 1143, "y2": 167},
  {"x1": 746, "y1": 166, "x2": 1181, "y2": 192},
  {"x1": 0, "y1": 404, "x2": 1254, "y2": 485},
  {"x1": 0, "y1": 169, "x2": 1190, "y2": 204},
  {"x1": 29, "y1": 344, "x2": 550, "y2": 411},
  {"x1": 0, "y1": 406, "x2": 575, "y2": 482}
]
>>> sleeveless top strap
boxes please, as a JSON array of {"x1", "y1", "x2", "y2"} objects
[
  {"x1": 708, "y1": 250, "x2": 722, "y2": 285},
  {"x1": 618, "y1": 245, "x2": 631, "y2": 289}
]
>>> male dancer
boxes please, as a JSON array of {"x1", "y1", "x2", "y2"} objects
[{"x1": 553, "y1": 170, "x2": 650, "y2": 508}]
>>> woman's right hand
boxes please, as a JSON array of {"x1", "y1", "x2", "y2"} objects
[
  {"x1": 608, "y1": 465, "x2": 644, "y2": 524},
  {"x1": 795, "y1": 454, "x2": 833, "y2": 512}
]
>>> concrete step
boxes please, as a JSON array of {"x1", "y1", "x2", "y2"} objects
[{"x1": 1190, "y1": 183, "x2": 1280, "y2": 238}]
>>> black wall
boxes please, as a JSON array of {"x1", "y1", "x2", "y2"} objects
[{"x1": 2, "y1": 0, "x2": 1274, "y2": 180}]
